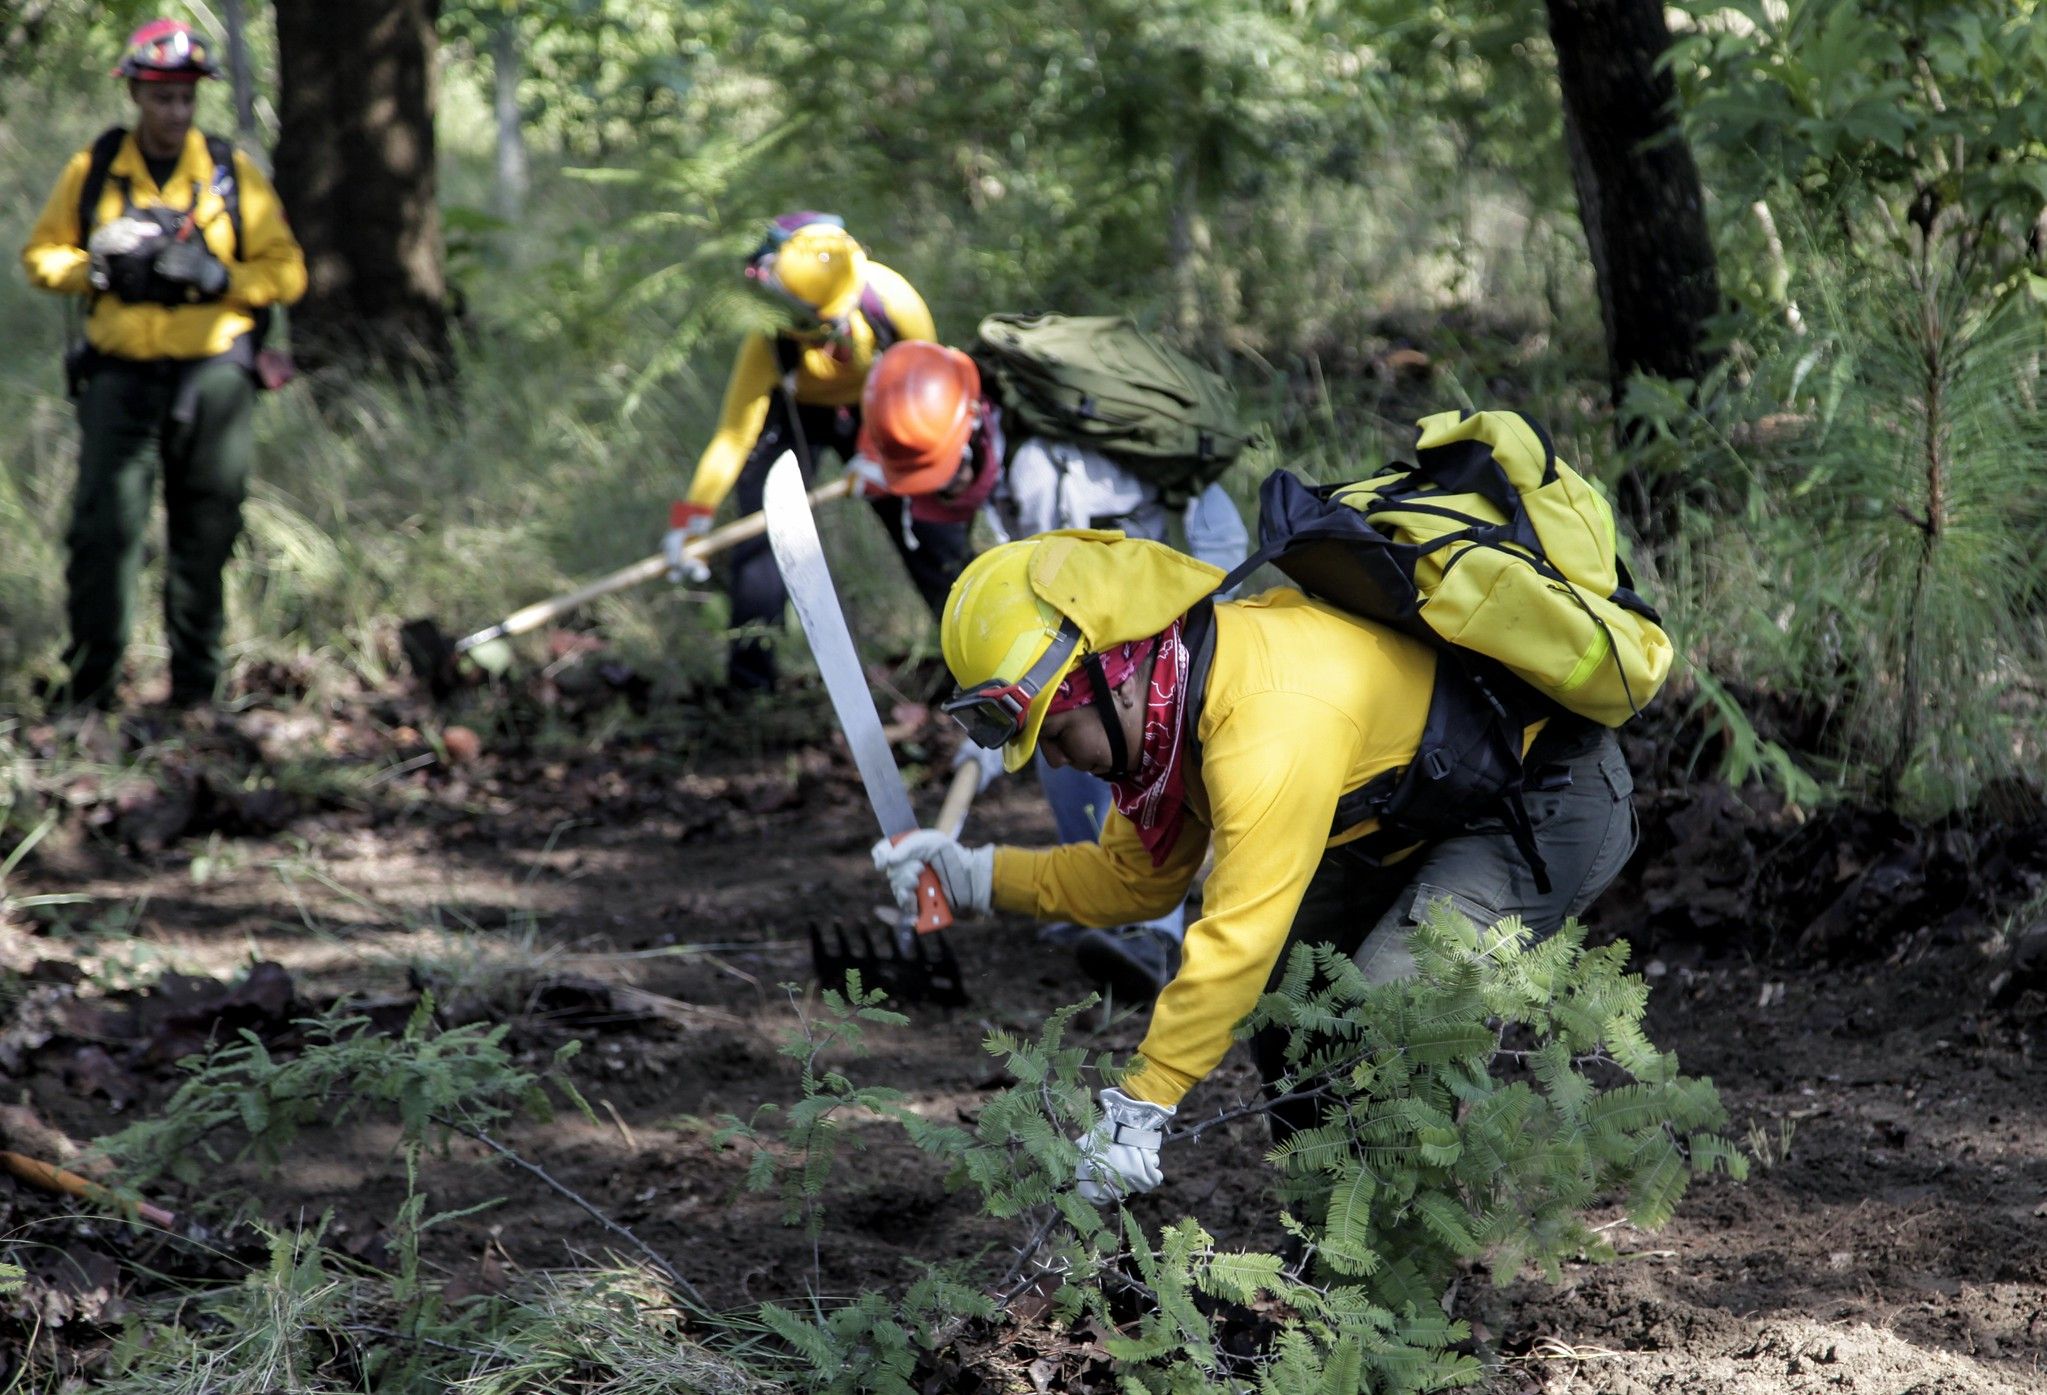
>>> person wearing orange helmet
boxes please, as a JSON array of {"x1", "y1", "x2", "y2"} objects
[
  {"x1": 857, "y1": 339, "x2": 1250, "y2": 1001},
  {"x1": 21, "y1": 18, "x2": 306, "y2": 709},
  {"x1": 664, "y1": 213, "x2": 969, "y2": 693}
]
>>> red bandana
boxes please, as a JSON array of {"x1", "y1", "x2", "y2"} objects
[{"x1": 1046, "y1": 620, "x2": 1192, "y2": 867}]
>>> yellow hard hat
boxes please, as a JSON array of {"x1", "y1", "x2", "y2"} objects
[
  {"x1": 765, "y1": 221, "x2": 866, "y2": 319},
  {"x1": 939, "y1": 541, "x2": 1087, "y2": 773}
]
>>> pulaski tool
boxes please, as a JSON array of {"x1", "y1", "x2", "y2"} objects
[
  {"x1": 401, "y1": 475, "x2": 859, "y2": 698},
  {"x1": 763, "y1": 452, "x2": 969, "y2": 1006}
]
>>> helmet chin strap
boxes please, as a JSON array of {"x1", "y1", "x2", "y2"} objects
[{"x1": 1082, "y1": 653, "x2": 1132, "y2": 780}]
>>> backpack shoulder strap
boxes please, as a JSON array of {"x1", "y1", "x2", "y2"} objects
[
  {"x1": 858, "y1": 282, "x2": 898, "y2": 350},
  {"x1": 773, "y1": 333, "x2": 802, "y2": 376},
  {"x1": 75, "y1": 126, "x2": 130, "y2": 246},
  {"x1": 1178, "y1": 596, "x2": 1220, "y2": 762},
  {"x1": 203, "y1": 133, "x2": 244, "y2": 261}
]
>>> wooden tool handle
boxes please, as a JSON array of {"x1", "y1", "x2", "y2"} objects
[
  {"x1": 0, "y1": 1150, "x2": 176, "y2": 1228},
  {"x1": 457, "y1": 475, "x2": 860, "y2": 653},
  {"x1": 937, "y1": 759, "x2": 981, "y2": 840}
]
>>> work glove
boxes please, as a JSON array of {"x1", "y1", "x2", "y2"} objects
[
  {"x1": 951, "y1": 739, "x2": 1006, "y2": 794},
  {"x1": 87, "y1": 213, "x2": 172, "y2": 302},
  {"x1": 845, "y1": 453, "x2": 891, "y2": 500},
  {"x1": 871, "y1": 830, "x2": 993, "y2": 920},
  {"x1": 1075, "y1": 1087, "x2": 1175, "y2": 1204},
  {"x1": 664, "y1": 501, "x2": 715, "y2": 584},
  {"x1": 150, "y1": 238, "x2": 231, "y2": 303}
]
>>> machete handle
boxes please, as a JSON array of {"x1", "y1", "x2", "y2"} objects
[
  {"x1": 911, "y1": 865, "x2": 954, "y2": 934},
  {"x1": 889, "y1": 832, "x2": 956, "y2": 934},
  {"x1": 905, "y1": 765, "x2": 982, "y2": 931}
]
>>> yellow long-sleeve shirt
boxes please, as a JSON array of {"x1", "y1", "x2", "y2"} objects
[
  {"x1": 992, "y1": 587, "x2": 1451, "y2": 1108},
  {"x1": 22, "y1": 128, "x2": 306, "y2": 362},
  {"x1": 686, "y1": 261, "x2": 935, "y2": 509}
]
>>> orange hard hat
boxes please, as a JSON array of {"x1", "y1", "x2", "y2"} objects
[{"x1": 857, "y1": 342, "x2": 983, "y2": 496}]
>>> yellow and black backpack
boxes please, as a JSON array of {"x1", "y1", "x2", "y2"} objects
[{"x1": 1188, "y1": 408, "x2": 1671, "y2": 887}]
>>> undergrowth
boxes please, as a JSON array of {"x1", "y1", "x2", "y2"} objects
[
  {"x1": 716, "y1": 900, "x2": 1741, "y2": 1394},
  {"x1": 6, "y1": 902, "x2": 1736, "y2": 1393}
]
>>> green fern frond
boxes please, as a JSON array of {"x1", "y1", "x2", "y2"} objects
[
  {"x1": 1198, "y1": 1250, "x2": 1286, "y2": 1306},
  {"x1": 1323, "y1": 1165, "x2": 1380, "y2": 1253},
  {"x1": 1602, "y1": 1016, "x2": 1677, "y2": 1084},
  {"x1": 1411, "y1": 1192, "x2": 1479, "y2": 1255},
  {"x1": 1624, "y1": 1134, "x2": 1689, "y2": 1229}
]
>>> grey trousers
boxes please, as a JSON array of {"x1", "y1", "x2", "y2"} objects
[{"x1": 1249, "y1": 719, "x2": 1638, "y2": 1141}]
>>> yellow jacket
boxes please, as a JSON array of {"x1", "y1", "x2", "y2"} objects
[
  {"x1": 988, "y1": 534, "x2": 1459, "y2": 1108},
  {"x1": 686, "y1": 261, "x2": 935, "y2": 509},
  {"x1": 22, "y1": 128, "x2": 306, "y2": 363}
]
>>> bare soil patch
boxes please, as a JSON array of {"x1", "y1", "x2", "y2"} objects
[{"x1": 4, "y1": 684, "x2": 2043, "y2": 1391}]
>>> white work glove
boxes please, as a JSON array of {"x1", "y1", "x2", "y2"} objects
[
  {"x1": 664, "y1": 501, "x2": 714, "y2": 584},
  {"x1": 871, "y1": 830, "x2": 993, "y2": 920},
  {"x1": 846, "y1": 453, "x2": 892, "y2": 500},
  {"x1": 951, "y1": 739, "x2": 1006, "y2": 794},
  {"x1": 1075, "y1": 1087, "x2": 1176, "y2": 1204}
]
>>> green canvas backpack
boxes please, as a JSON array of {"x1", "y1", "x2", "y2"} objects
[{"x1": 971, "y1": 312, "x2": 1254, "y2": 506}]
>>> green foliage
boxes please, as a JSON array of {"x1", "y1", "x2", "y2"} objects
[
  {"x1": 1673, "y1": 1, "x2": 2047, "y2": 286},
  {"x1": 95, "y1": 1228, "x2": 776, "y2": 1395},
  {"x1": 727, "y1": 906, "x2": 1735, "y2": 1394},
  {"x1": 1636, "y1": 215, "x2": 2047, "y2": 814},
  {"x1": 1249, "y1": 904, "x2": 1743, "y2": 1321},
  {"x1": 99, "y1": 995, "x2": 589, "y2": 1303},
  {"x1": 102, "y1": 997, "x2": 585, "y2": 1187},
  {"x1": 716, "y1": 977, "x2": 912, "y2": 1235}
]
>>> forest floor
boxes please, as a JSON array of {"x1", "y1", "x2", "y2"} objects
[{"x1": 2, "y1": 658, "x2": 2044, "y2": 1394}]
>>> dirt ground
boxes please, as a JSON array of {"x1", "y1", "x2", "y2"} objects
[{"x1": 3, "y1": 678, "x2": 2044, "y2": 1393}]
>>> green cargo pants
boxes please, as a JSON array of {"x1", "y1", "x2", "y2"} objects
[
  {"x1": 63, "y1": 358, "x2": 255, "y2": 708},
  {"x1": 1249, "y1": 718, "x2": 1640, "y2": 1142}
]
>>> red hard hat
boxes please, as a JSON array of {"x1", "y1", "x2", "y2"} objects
[
  {"x1": 115, "y1": 19, "x2": 220, "y2": 82},
  {"x1": 858, "y1": 343, "x2": 982, "y2": 496}
]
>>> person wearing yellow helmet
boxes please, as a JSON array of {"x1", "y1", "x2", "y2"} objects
[
  {"x1": 859, "y1": 337, "x2": 1252, "y2": 1001},
  {"x1": 664, "y1": 212, "x2": 967, "y2": 692},
  {"x1": 873, "y1": 531, "x2": 1638, "y2": 1204},
  {"x1": 21, "y1": 18, "x2": 306, "y2": 709}
]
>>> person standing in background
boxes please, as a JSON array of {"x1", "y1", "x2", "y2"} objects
[{"x1": 21, "y1": 18, "x2": 306, "y2": 711}]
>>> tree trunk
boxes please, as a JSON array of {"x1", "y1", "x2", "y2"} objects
[
  {"x1": 220, "y1": 0, "x2": 261, "y2": 150},
  {"x1": 272, "y1": 0, "x2": 450, "y2": 380},
  {"x1": 1545, "y1": 0, "x2": 1720, "y2": 407},
  {"x1": 491, "y1": 18, "x2": 530, "y2": 223}
]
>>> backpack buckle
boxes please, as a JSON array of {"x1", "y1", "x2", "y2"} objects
[{"x1": 1421, "y1": 748, "x2": 1452, "y2": 781}]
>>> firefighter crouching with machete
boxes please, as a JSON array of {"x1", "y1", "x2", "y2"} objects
[{"x1": 870, "y1": 530, "x2": 1639, "y2": 1204}]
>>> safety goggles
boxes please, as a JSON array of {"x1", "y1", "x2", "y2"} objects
[{"x1": 939, "y1": 618, "x2": 1084, "y2": 750}]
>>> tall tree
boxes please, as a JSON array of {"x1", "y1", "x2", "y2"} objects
[
  {"x1": 1544, "y1": 0, "x2": 1720, "y2": 411},
  {"x1": 489, "y1": 15, "x2": 529, "y2": 222},
  {"x1": 272, "y1": 0, "x2": 451, "y2": 379}
]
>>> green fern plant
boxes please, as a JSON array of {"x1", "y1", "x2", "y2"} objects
[
  {"x1": 98, "y1": 996, "x2": 590, "y2": 1300},
  {"x1": 1250, "y1": 901, "x2": 1743, "y2": 1320},
  {"x1": 738, "y1": 905, "x2": 1738, "y2": 1395}
]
